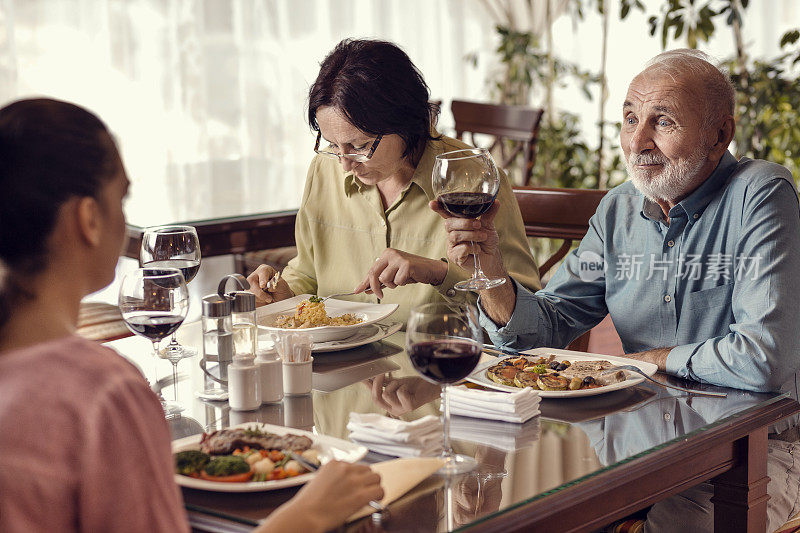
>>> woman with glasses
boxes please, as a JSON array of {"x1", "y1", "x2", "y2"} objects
[{"x1": 247, "y1": 39, "x2": 540, "y2": 323}]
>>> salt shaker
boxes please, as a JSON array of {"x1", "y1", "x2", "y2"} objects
[
  {"x1": 255, "y1": 347, "x2": 283, "y2": 403},
  {"x1": 228, "y1": 354, "x2": 261, "y2": 411},
  {"x1": 229, "y1": 291, "x2": 257, "y2": 359},
  {"x1": 199, "y1": 294, "x2": 233, "y2": 399}
]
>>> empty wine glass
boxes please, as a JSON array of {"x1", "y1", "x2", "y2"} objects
[
  {"x1": 406, "y1": 302, "x2": 483, "y2": 475},
  {"x1": 140, "y1": 225, "x2": 201, "y2": 359},
  {"x1": 433, "y1": 148, "x2": 505, "y2": 291},
  {"x1": 119, "y1": 267, "x2": 190, "y2": 416}
]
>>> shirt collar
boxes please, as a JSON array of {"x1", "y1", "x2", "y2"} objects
[{"x1": 639, "y1": 150, "x2": 738, "y2": 224}]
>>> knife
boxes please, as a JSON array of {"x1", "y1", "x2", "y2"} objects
[{"x1": 482, "y1": 343, "x2": 521, "y2": 357}]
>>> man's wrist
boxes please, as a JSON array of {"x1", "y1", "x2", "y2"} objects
[{"x1": 627, "y1": 347, "x2": 672, "y2": 371}]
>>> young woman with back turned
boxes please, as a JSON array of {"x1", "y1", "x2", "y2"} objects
[{"x1": 0, "y1": 98, "x2": 381, "y2": 532}]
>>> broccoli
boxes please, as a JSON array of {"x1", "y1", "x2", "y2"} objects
[
  {"x1": 308, "y1": 296, "x2": 322, "y2": 303},
  {"x1": 203, "y1": 455, "x2": 251, "y2": 477},
  {"x1": 175, "y1": 450, "x2": 210, "y2": 476}
]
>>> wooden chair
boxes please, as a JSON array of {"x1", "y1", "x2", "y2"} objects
[
  {"x1": 451, "y1": 100, "x2": 544, "y2": 186},
  {"x1": 512, "y1": 186, "x2": 619, "y2": 352}
]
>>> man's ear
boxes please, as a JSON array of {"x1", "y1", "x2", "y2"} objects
[
  {"x1": 709, "y1": 115, "x2": 736, "y2": 162},
  {"x1": 76, "y1": 196, "x2": 103, "y2": 247}
]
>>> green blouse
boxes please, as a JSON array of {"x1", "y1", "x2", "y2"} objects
[{"x1": 281, "y1": 135, "x2": 541, "y2": 324}]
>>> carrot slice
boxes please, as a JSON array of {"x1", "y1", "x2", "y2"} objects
[{"x1": 199, "y1": 470, "x2": 254, "y2": 483}]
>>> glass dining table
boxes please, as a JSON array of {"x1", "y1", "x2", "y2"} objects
[{"x1": 106, "y1": 322, "x2": 799, "y2": 532}]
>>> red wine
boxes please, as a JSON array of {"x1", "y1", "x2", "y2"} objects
[
  {"x1": 123, "y1": 312, "x2": 185, "y2": 341},
  {"x1": 143, "y1": 259, "x2": 200, "y2": 283},
  {"x1": 408, "y1": 340, "x2": 481, "y2": 384},
  {"x1": 438, "y1": 192, "x2": 496, "y2": 218}
]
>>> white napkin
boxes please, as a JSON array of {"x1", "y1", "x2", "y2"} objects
[
  {"x1": 347, "y1": 413, "x2": 443, "y2": 458},
  {"x1": 446, "y1": 385, "x2": 540, "y2": 423},
  {"x1": 450, "y1": 416, "x2": 541, "y2": 452}
]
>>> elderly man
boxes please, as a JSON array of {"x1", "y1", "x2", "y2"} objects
[{"x1": 432, "y1": 49, "x2": 800, "y2": 531}]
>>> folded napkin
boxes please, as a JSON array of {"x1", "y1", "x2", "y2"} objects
[
  {"x1": 347, "y1": 457, "x2": 444, "y2": 522},
  {"x1": 348, "y1": 413, "x2": 443, "y2": 458},
  {"x1": 446, "y1": 385, "x2": 540, "y2": 423},
  {"x1": 450, "y1": 415, "x2": 541, "y2": 452}
]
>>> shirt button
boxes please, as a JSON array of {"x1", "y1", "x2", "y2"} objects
[
  {"x1": 693, "y1": 214, "x2": 699, "y2": 220},
  {"x1": 664, "y1": 412, "x2": 672, "y2": 421},
  {"x1": 446, "y1": 289, "x2": 456, "y2": 297},
  {"x1": 664, "y1": 295, "x2": 672, "y2": 303},
  {"x1": 667, "y1": 240, "x2": 675, "y2": 247},
  {"x1": 380, "y1": 220, "x2": 386, "y2": 227}
]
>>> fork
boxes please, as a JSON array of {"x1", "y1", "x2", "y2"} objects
[
  {"x1": 604, "y1": 364, "x2": 727, "y2": 398},
  {"x1": 265, "y1": 270, "x2": 281, "y2": 292}
]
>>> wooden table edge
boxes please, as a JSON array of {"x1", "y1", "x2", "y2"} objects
[{"x1": 465, "y1": 396, "x2": 800, "y2": 533}]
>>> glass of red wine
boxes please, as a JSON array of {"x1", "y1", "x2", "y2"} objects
[
  {"x1": 140, "y1": 225, "x2": 201, "y2": 360},
  {"x1": 406, "y1": 302, "x2": 483, "y2": 475},
  {"x1": 119, "y1": 267, "x2": 190, "y2": 416},
  {"x1": 433, "y1": 148, "x2": 506, "y2": 291}
]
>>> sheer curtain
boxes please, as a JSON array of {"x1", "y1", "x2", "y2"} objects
[{"x1": 0, "y1": 0, "x2": 497, "y2": 226}]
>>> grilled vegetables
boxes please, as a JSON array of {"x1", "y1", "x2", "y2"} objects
[{"x1": 485, "y1": 355, "x2": 627, "y2": 391}]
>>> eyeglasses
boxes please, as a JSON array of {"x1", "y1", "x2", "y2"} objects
[{"x1": 314, "y1": 131, "x2": 383, "y2": 162}]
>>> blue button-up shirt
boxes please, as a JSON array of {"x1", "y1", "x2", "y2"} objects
[{"x1": 483, "y1": 151, "x2": 800, "y2": 422}]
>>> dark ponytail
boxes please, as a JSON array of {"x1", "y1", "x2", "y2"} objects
[{"x1": 0, "y1": 98, "x2": 119, "y2": 332}]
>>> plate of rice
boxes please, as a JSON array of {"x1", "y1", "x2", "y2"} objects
[{"x1": 256, "y1": 294, "x2": 399, "y2": 343}]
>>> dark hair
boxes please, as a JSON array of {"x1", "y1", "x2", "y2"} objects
[
  {"x1": 307, "y1": 39, "x2": 440, "y2": 163},
  {"x1": 0, "y1": 98, "x2": 119, "y2": 332}
]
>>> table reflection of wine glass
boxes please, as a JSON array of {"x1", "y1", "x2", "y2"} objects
[
  {"x1": 433, "y1": 147, "x2": 505, "y2": 291},
  {"x1": 140, "y1": 225, "x2": 200, "y2": 359},
  {"x1": 406, "y1": 302, "x2": 482, "y2": 475},
  {"x1": 119, "y1": 267, "x2": 189, "y2": 417}
]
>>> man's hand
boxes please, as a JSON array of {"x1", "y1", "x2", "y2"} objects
[
  {"x1": 429, "y1": 200, "x2": 506, "y2": 276},
  {"x1": 353, "y1": 248, "x2": 449, "y2": 299},
  {"x1": 430, "y1": 199, "x2": 516, "y2": 325},
  {"x1": 246, "y1": 264, "x2": 295, "y2": 305},
  {"x1": 625, "y1": 347, "x2": 672, "y2": 371}
]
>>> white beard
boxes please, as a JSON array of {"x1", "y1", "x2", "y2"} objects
[{"x1": 626, "y1": 146, "x2": 709, "y2": 202}]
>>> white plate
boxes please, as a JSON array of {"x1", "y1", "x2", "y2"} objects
[
  {"x1": 257, "y1": 295, "x2": 399, "y2": 343},
  {"x1": 465, "y1": 348, "x2": 657, "y2": 398},
  {"x1": 172, "y1": 422, "x2": 368, "y2": 492},
  {"x1": 259, "y1": 321, "x2": 403, "y2": 353}
]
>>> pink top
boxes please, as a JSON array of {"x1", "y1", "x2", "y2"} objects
[{"x1": 0, "y1": 336, "x2": 189, "y2": 532}]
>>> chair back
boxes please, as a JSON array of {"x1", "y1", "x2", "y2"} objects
[
  {"x1": 513, "y1": 186, "x2": 609, "y2": 352},
  {"x1": 451, "y1": 100, "x2": 543, "y2": 186},
  {"x1": 513, "y1": 186, "x2": 607, "y2": 276}
]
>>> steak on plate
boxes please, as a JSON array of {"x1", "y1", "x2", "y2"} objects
[
  {"x1": 200, "y1": 427, "x2": 313, "y2": 455},
  {"x1": 559, "y1": 360, "x2": 626, "y2": 386}
]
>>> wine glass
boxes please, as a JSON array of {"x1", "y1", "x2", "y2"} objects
[
  {"x1": 140, "y1": 225, "x2": 201, "y2": 359},
  {"x1": 119, "y1": 267, "x2": 190, "y2": 416},
  {"x1": 433, "y1": 148, "x2": 506, "y2": 291},
  {"x1": 406, "y1": 302, "x2": 483, "y2": 475}
]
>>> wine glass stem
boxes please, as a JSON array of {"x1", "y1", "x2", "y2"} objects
[
  {"x1": 171, "y1": 361, "x2": 179, "y2": 402},
  {"x1": 442, "y1": 383, "x2": 453, "y2": 457},
  {"x1": 470, "y1": 241, "x2": 486, "y2": 281},
  {"x1": 151, "y1": 340, "x2": 161, "y2": 385},
  {"x1": 168, "y1": 332, "x2": 179, "y2": 347}
]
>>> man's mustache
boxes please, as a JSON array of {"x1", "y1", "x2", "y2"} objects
[{"x1": 628, "y1": 153, "x2": 668, "y2": 165}]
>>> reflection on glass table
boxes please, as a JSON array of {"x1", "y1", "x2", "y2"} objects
[{"x1": 104, "y1": 329, "x2": 797, "y2": 532}]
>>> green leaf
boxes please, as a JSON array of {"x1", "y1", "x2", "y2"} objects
[{"x1": 780, "y1": 30, "x2": 800, "y2": 48}]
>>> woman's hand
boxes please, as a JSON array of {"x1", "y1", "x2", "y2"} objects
[
  {"x1": 353, "y1": 248, "x2": 448, "y2": 299},
  {"x1": 429, "y1": 200, "x2": 505, "y2": 279},
  {"x1": 261, "y1": 461, "x2": 383, "y2": 533},
  {"x1": 363, "y1": 374, "x2": 442, "y2": 417},
  {"x1": 246, "y1": 264, "x2": 295, "y2": 306}
]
